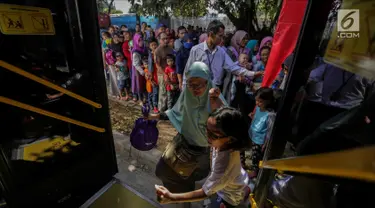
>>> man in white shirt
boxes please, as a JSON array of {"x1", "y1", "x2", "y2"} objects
[{"x1": 183, "y1": 20, "x2": 261, "y2": 91}]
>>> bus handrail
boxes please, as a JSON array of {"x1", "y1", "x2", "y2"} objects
[
  {"x1": 0, "y1": 60, "x2": 102, "y2": 109},
  {"x1": 0, "y1": 96, "x2": 105, "y2": 133},
  {"x1": 259, "y1": 146, "x2": 375, "y2": 182}
]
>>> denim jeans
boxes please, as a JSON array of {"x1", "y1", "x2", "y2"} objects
[
  {"x1": 133, "y1": 92, "x2": 147, "y2": 101},
  {"x1": 148, "y1": 86, "x2": 159, "y2": 108},
  {"x1": 167, "y1": 90, "x2": 179, "y2": 110}
]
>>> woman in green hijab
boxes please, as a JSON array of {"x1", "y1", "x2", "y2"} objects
[{"x1": 149, "y1": 61, "x2": 227, "y2": 198}]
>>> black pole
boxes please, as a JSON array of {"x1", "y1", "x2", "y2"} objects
[{"x1": 76, "y1": 0, "x2": 118, "y2": 173}]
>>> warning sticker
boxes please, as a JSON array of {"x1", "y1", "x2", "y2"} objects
[
  {"x1": 31, "y1": 15, "x2": 50, "y2": 31},
  {"x1": 2, "y1": 13, "x2": 24, "y2": 30},
  {"x1": 0, "y1": 4, "x2": 55, "y2": 35}
]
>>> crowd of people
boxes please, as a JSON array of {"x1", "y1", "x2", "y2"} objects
[
  {"x1": 100, "y1": 20, "x2": 280, "y2": 207},
  {"x1": 100, "y1": 19, "x2": 374, "y2": 208},
  {"x1": 100, "y1": 21, "x2": 284, "y2": 113}
]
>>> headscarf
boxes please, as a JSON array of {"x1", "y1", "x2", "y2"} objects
[
  {"x1": 132, "y1": 33, "x2": 147, "y2": 54},
  {"x1": 246, "y1": 39, "x2": 258, "y2": 57},
  {"x1": 230, "y1": 30, "x2": 249, "y2": 55},
  {"x1": 279, "y1": 53, "x2": 294, "y2": 90},
  {"x1": 199, "y1": 33, "x2": 208, "y2": 43},
  {"x1": 166, "y1": 62, "x2": 227, "y2": 147},
  {"x1": 283, "y1": 53, "x2": 294, "y2": 69},
  {"x1": 256, "y1": 36, "x2": 273, "y2": 60}
]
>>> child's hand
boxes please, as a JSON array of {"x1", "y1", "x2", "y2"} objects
[
  {"x1": 155, "y1": 185, "x2": 174, "y2": 204},
  {"x1": 244, "y1": 62, "x2": 252, "y2": 70}
]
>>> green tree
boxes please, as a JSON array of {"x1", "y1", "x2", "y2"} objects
[
  {"x1": 128, "y1": 1, "x2": 170, "y2": 18},
  {"x1": 128, "y1": 0, "x2": 282, "y2": 36},
  {"x1": 97, "y1": 0, "x2": 115, "y2": 14},
  {"x1": 111, "y1": 9, "x2": 124, "y2": 14},
  {"x1": 209, "y1": 0, "x2": 282, "y2": 36}
]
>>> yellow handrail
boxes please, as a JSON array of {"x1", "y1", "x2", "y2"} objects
[
  {"x1": 0, "y1": 96, "x2": 105, "y2": 133},
  {"x1": 250, "y1": 194, "x2": 258, "y2": 208},
  {"x1": 0, "y1": 60, "x2": 102, "y2": 109},
  {"x1": 260, "y1": 146, "x2": 375, "y2": 182}
]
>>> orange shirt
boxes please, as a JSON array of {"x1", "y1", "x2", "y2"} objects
[{"x1": 144, "y1": 68, "x2": 153, "y2": 93}]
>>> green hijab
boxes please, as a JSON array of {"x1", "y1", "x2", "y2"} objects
[
  {"x1": 166, "y1": 62, "x2": 227, "y2": 147},
  {"x1": 246, "y1": 39, "x2": 258, "y2": 57}
]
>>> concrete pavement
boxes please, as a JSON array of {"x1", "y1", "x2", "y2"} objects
[{"x1": 113, "y1": 131, "x2": 206, "y2": 208}]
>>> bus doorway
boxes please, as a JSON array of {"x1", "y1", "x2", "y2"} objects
[{"x1": 0, "y1": 0, "x2": 123, "y2": 207}]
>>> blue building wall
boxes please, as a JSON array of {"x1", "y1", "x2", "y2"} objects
[
  {"x1": 110, "y1": 14, "x2": 159, "y2": 30},
  {"x1": 110, "y1": 14, "x2": 137, "y2": 29},
  {"x1": 140, "y1": 16, "x2": 159, "y2": 29}
]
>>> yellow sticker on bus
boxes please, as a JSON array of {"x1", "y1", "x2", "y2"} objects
[
  {"x1": 12, "y1": 136, "x2": 80, "y2": 162},
  {"x1": 0, "y1": 4, "x2": 55, "y2": 35}
]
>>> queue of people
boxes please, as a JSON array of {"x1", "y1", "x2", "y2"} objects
[
  {"x1": 101, "y1": 21, "x2": 280, "y2": 114},
  {"x1": 100, "y1": 19, "x2": 375, "y2": 208}
]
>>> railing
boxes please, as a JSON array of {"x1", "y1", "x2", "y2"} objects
[{"x1": 0, "y1": 60, "x2": 106, "y2": 133}]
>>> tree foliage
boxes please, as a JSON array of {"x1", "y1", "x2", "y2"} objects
[
  {"x1": 172, "y1": 0, "x2": 207, "y2": 17},
  {"x1": 128, "y1": 0, "x2": 170, "y2": 18},
  {"x1": 128, "y1": 0, "x2": 282, "y2": 36},
  {"x1": 209, "y1": 0, "x2": 281, "y2": 36},
  {"x1": 111, "y1": 9, "x2": 124, "y2": 14},
  {"x1": 97, "y1": 0, "x2": 115, "y2": 14}
]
